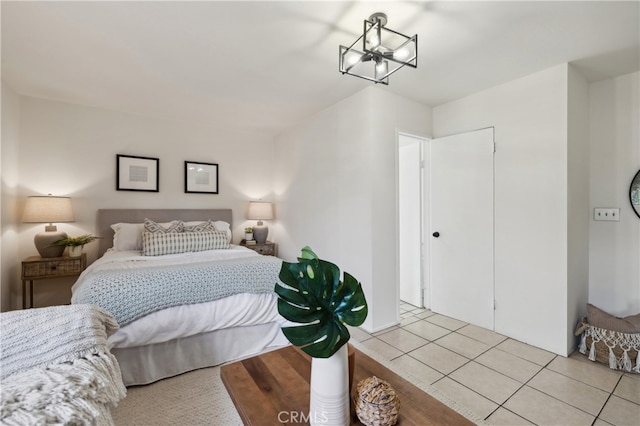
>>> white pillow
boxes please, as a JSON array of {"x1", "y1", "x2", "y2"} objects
[
  {"x1": 213, "y1": 220, "x2": 232, "y2": 242},
  {"x1": 111, "y1": 223, "x2": 144, "y2": 251},
  {"x1": 111, "y1": 220, "x2": 186, "y2": 251}
]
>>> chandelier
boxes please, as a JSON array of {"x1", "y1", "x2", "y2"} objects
[{"x1": 339, "y1": 12, "x2": 418, "y2": 85}]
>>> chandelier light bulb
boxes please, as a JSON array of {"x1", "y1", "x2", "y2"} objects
[
  {"x1": 375, "y1": 60, "x2": 388, "y2": 79},
  {"x1": 394, "y1": 47, "x2": 409, "y2": 60},
  {"x1": 346, "y1": 52, "x2": 360, "y2": 66}
]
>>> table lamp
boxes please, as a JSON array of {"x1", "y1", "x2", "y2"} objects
[
  {"x1": 22, "y1": 195, "x2": 74, "y2": 258},
  {"x1": 247, "y1": 201, "x2": 273, "y2": 244}
]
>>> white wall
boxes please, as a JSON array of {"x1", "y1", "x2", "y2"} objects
[
  {"x1": 273, "y1": 87, "x2": 432, "y2": 332},
  {"x1": 589, "y1": 72, "x2": 640, "y2": 317},
  {"x1": 1, "y1": 83, "x2": 21, "y2": 311},
  {"x1": 5, "y1": 95, "x2": 276, "y2": 308},
  {"x1": 433, "y1": 64, "x2": 583, "y2": 355}
]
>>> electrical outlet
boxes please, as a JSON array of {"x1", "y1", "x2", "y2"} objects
[{"x1": 594, "y1": 208, "x2": 620, "y2": 221}]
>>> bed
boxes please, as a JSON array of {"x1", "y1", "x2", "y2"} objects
[{"x1": 71, "y1": 209, "x2": 289, "y2": 386}]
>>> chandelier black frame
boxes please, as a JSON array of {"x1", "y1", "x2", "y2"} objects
[{"x1": 339, "y1": 12, "x2": 418, "y2": 85}]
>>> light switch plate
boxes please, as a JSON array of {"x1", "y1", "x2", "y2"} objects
[{"x1": 594, "y1": 208, "x2": 620, "y2": 221}]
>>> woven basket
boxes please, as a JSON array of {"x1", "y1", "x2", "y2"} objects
[
  {"x1": 576, "y1": 319, "x2": 640, "y2": 373},
  {"x1": 353, "y1": 376, "x2": 400, "y2": 426}
]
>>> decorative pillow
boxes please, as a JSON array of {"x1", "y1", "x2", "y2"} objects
[
  {"x1": 142, "y1": 231, "x2": 230, "y2": 256},
  {"x1": 111, "y1": 223, "x2": 144, "y2": 251},
  {"x1": 183, "y1": 220, "x2": 217, "y2": 233},
  {"x1": 587, "y1": 304, "x2": 640, "y2": 334},
  {"x1": 144, "y1": 218, "x2": 184, "y2": 234},
  {"x1": 183, "y1": 220, "x2": 232, "y2": 242}
]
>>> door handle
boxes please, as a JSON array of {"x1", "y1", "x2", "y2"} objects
[{"x1": 432, "y1": 232, "x2": 440, "y2": 238}]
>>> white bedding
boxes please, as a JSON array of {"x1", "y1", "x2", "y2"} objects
[
  {"x1": 72, "y1": 245, "x2": 286, "y2": 350},
  {"x1": 110, "y1": 292, "x2": 282, "y2": 348}
]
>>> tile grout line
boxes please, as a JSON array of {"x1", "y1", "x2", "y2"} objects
[{"x1": 590, "y1": 374, "x2": 624, "y2": 425}]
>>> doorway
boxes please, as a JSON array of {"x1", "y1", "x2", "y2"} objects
[
  {"x1": 398, "y1": 133, "x2": 427, "y2": 308},
  {"x1": 397, "y1": 128, "x2": 495, "y2": 329}
]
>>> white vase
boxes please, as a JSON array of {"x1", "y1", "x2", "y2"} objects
[
  {"x1": 309, "y1": 344, "x2": 350, "y2": 426},
  {"x1": 245, "y1": 233, "x2": 254, "y2": 241},
  {"x1": 69, "y1": 246, "x2": 83, "y2": 257}
]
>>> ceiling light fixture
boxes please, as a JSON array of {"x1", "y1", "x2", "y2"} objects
[{"x1": 339, "y1": 12, "x2": 417, "y2": 85}]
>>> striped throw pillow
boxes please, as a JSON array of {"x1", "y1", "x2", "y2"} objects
[{"x1": 142, "y1": 231, "x2": 230, "y2": 256}]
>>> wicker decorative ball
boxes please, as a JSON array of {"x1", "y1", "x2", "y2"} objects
[{"x1": 353, "y1": 376, "x2": 400, "y2": 426}]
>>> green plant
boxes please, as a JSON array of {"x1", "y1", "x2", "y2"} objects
[
  {"x1": 50, "y1": 234, "x2": 101, "y2": 247},
  {"x1": 275, "y1": 246, "x2": 368, "y2": 358},
  {"x1": 245, "y1": 227, "x2": 253, "y2": 233}
]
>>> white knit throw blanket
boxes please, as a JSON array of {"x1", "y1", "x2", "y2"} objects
[{"x1": 1, "y1": 305, "x2": 127, "y2": 425}]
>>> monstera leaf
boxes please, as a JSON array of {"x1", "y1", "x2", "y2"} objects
[{"x1": 275, "y1": 246, "x2": 368, "y2": 358}]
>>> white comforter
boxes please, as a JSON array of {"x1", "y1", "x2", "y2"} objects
[{"x1": 72, "y1": 246, "x2": 285, "y2": 349}]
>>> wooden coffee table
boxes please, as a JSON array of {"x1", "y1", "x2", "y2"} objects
[{"x1": 221, "y1": 345, "x2": 475, "y2": 425}]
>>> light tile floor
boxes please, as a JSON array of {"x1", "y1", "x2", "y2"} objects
[{"x1": 347, "y1": 302, "x2": 640, "y2": 426}]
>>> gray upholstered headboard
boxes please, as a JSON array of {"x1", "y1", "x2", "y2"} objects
[{"x1": 96, "y1": 209, "x2": 233, "y2": 257}]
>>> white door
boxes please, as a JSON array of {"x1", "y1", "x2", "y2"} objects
[
  {"x1": 398, "y1": 135, "x2": 423, "y2": 307},
  {"x1": 429, "y1": 128, "x2": 494, "y2": 330}
]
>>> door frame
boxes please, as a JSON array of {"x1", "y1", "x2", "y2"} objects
[{"x1": 396, "y1": 131, "x2": 431, "y2": 311}]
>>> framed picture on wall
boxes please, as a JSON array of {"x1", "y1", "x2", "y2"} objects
[
  {"x1": 116, "y1": 154, "x2": 159, "y2": 192},
  {"x1": 185, "y1": 161, "x2": 219, "y2": 194}
]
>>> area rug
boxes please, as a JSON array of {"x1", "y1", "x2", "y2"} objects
[{"x1": 112, "y1": 340, "x2": 486, "y2": 425}]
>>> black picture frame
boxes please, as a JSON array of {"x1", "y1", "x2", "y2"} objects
[
  {"x1": 116, "y1": 154, "x2": 159, "y2": 192},
  {"x1": 185, "y1": 161, "x2": 219, "y2": 194}
]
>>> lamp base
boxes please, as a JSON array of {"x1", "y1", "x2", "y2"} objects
[
  {"x1": 253, "y1": 224, "x2": 268, "y2": 244},
  {"x1": 34, "y1": 229, "x2": 67, "y2": 258}
]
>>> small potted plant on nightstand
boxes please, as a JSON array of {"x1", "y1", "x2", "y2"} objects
[
  {"x1": 244, "y1": 227, "x2": 254, "y2": 241},
  {"x1": 51, "y1": 234, "x2": 101, "y2": 257}
]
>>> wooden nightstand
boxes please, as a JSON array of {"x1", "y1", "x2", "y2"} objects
[
  {"x1": 21, "y1": 254, "x2": 87, "y2": 309},
  {"x1": 239, "y1": 240, "x2": 277, "y2": 256}
]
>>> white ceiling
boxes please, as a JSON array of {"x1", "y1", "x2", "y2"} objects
[{"x1": 2, "y1": 1, "x2": 639, "y2": 136}]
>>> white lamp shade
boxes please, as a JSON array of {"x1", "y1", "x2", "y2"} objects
[
  {"x1": 247, "y1": 202, "x2": 274, "y2": 220},
  {"x1": 23, "y1": 196, "x2": 74, "y2": 223}
]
